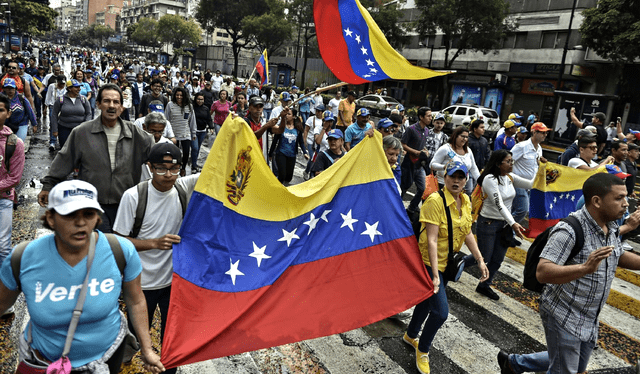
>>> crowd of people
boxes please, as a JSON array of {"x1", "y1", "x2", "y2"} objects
[{"x1": 0, "y1": 45, "x2": 639, "y2": 374}]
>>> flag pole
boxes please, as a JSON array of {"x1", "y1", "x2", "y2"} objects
[{"x1": 288, "y1": 81, "x2": 349, "y2": 107}]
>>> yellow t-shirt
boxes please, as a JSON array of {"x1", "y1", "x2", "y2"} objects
[
  {"x1": 419, "y1": 189, "x2": 472, "y2": 273},
  {"x1": 337, "y1": 99, "x2": 355, "y2": 128}
]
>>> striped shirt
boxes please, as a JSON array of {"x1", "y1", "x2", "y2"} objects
[
  {"x1": 539, "y1": 206, "x2": 623, "y2": 342},
  {"x1": 103, "y1": 123, "x2": 121, "y2": 171}
]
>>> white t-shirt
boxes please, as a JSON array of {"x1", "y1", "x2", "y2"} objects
[
  {"x1": 568, "y1": 157, "x2": 598, "y2": 169},
  {"x1": 480, "y1": 173, "x2": 533, "y2": 226},
  {"x1": 211, "y1": 75, "x2": 224, "y2": 91},
  {"x1": 112, "y1": 176, "x2": 199, "y2": 290},
  {"x1": 511, "y1": 139, "x2": 542, "y2": 180},
  {"x1": 140, "y1": 136, "x2": 174, "y2": 181},
  {"x1": 328, "y1": 98, "x2": 341, "y2": 117},
  {"x1": 103, "y1": 123, "x2": 121, "y2": 171},
  {"x1": 313, "y1": 124, "x2": 330, "y2": 152},
  {"x1": 305, "y1": 115, "x2": 323, "y2": 144}
]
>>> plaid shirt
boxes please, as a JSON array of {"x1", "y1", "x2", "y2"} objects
[
  {"x1": 539, "y1": 206, "x2": 623, "y2": 342},
  {"x1": 425, "y1": 131, "x2": 449, "y2": 160}
]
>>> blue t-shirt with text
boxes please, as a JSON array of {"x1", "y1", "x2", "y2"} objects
[{"x1": 345, "y1": 123, "x2": 373, "y2": 148}]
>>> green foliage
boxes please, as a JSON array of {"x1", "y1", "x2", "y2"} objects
[
  {"x1": 195, "y1": 0, "x2": 270, "y2": 75},
  {"x1": 129, "y1": 17, "x2": 161, "y2": 51},
  {"x1": 241, "y1": 0, "x2": 292, "y2": 55},
  {"x1": 415, "y1": 0, "x2": 516, "y2": 68},
  {"x1": 10, "y1": 0, "x2": 58, "y2": 35},
  {"x1": 361, "y1": 0, "x2": 410, "y2": 49},
  {"x1": 69, "y1": 24, "x2": 115, "y2": 49},
  {"x1": 156, "y1": 14, "x2": 202, "y2": 53},
  {"x1": 580, "y1": 0, "x2": 640, "y2": 63}
]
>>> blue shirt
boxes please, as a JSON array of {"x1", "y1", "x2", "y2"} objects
[
  {"x1": 79, "y1": 82, "x2": 91, "y2": 98},
  {"x1": 278, "y1": 127, "x2": 299, "y2": 158},
  {"x1": 298, "y1": 96, "x2": 312, "y2": 113},
  {"x1": 0, "y1": 232, "x2": 142, "y2": 367},
  {"x1": 494, "y1": 133, "x2": 515, "y2": 151},
  {"x1": 345, "y1": 123, "x2": 373, "y2": 148}
]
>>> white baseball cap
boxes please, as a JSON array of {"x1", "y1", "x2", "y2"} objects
[{"x1": 48, "y1": 180, "x2": 104, "y2": 215}]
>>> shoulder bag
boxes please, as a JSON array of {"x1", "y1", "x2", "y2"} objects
[{"x1": 439, "y1": 190, "x2": 466, "y2": 282}]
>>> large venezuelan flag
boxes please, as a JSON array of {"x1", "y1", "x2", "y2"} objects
[
  {"x1": 529, "y1": 162, "x2": 603, "y2": 237},
  {"x1": 161, "y1": 115, "x2": 433, "y2": 368},
  {"x1": 314, "y1": 0, "x2": 450, "y2": 84}
]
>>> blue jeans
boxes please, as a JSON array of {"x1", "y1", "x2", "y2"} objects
[
  {"x1": 89, "y1": 96, "x2": 96, "y2": 118},
  {"x1": 48, "y1": 106, "x2": 56, "y2": 146},
  {"x1": 264, "y1": 108, "x2": 272, "y2": 121},
  {"x1": 509, "y1": 351, "x2": 549, "y2": 374},
  {"x1": 512, "y1": 188, "x2": 529, "y2": 224},
  {"x1": 408, "y1": 166, "x2": 426, "y2": 212},
  {"x1": 0, "y1": 199, "x2": 13, "y2": 264},
  {"x1": 407, "y1": 265, "x2": 448, "y2": 353},
  {"x1": 304, "y1": 142, "x2": 315, "y2": 173},
  {"x1": 192, "y1": 131, "x2": 207, "y2": 168},
  {"x1": 15, "y1": 125, "x2": 28, "y2": 142},
  {"x1": 476, "y1": 216, "x2": 510, "y2": 288},
  {"x1": 58, "y1": 126, "x2": 73, "y2": 149},
  {"x1": 541, "y1": 309, "x2": 595, "y2": 374},
  {"x1": 301, "y1": 111, "x2": 310, "y2": 124}
]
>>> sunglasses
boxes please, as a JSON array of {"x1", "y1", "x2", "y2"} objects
[{"x1": 383, "y1": 128, "x2": 396, "y2": 133}]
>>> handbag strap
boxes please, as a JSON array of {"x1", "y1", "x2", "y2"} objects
[
  {"x1": 438, "y1": 190, "x2": 454, "y2": 258},
  {"x1": 61, "y1": 231, "x2": 97, "y2": 357}
]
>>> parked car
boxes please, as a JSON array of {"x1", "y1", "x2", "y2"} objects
[
  {"x1": 355, "y1": 94, "x2": 401, "y2": 117},
  {"x1": 437, "y1": 104, "x2": 500, "y2": 138}
]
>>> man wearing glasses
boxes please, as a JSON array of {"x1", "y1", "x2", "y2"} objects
[
  {"x1": 1, "y1": 61, "x2": 35, "y2": 112},
  {"x1": 376, "y1": 117, "x2": 398, "y2": 138},
  {"x1": 113, "y1": 142, "x2": 198, "y2": 374},
  {"x1": 568, "y1": 136, "x2": 614, "y2": 170},
  {"x1": 137, "y1": 78, "x2": 168, "y2": 118}
]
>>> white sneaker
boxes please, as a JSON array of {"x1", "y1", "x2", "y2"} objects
[{"x1": 2, "y1": 306, "x2": 14, "y2": 316}]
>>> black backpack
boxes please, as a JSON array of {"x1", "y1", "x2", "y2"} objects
[
  {"x1": 522, "y1": 216, "x2": 583, "y2": 293},
  {"x1": 130, "y1": 181, "x2": 187, "y2": 238}
]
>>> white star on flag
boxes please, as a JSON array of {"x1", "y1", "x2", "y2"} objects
[
  {"x1": 320, "y1": 210, "x2": 332, "y2": 222},
  {"x1": 303, "y1": 213, "x2": 320, "y2": 235},
  {"x1": 361, "y1": 46, "x2": 368, "y2": 55},
  {"x1": 545, "y1": 212, "x2": 550, "y2": 218},
  {"x1": 361, "y1": 221, "x2": 382, "y2": 243},
  {"x1": 278, "y1": 228, "x2": 300, "y2": 247},
  {"x1": 559, "y1": 194, "x2": 563, "y2": 200},
  {"x1": 365, "y1": 59, "x2": 374, "y2": 66},
  {"x1": 249, "y1": 242, "x2": 271, "y2": 267},
  {"x1": 571, "y1": 195, "x2": 575, "y2": 201},
  {"x1": 355, "y1": 34, "x2": 361, "y2": 44},
  {"x1": 363, "y1": 74, "x2": 371, "y2": 78},
  {"x1": 344, "y1": 28, "x2": 353, "y2": 37},
  {"x1": 225, "y1": 259, "x2": 244, "y2": 285},
  {"x1": 340, "y1": 209, "x2": 358, "y2": 231},
  {"x1": 370, "y1": 68, "x2": 378, "y2": 73},
  {"x1": 549, "y1": 203, "x2": 553, "y2": 210},
  {"x1": 553, "y1": 197, "x2": 557, "y2": 203}
]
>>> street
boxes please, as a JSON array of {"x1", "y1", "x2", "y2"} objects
[{"x1": 0, "y1": 129, "x2": 639, "y2": 374}]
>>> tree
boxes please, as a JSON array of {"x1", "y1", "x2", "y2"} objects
[
  {"x1": 289, "y1": 0, "x2": 316, "y2": 88},
  {"x1": 580, "y1": 0, "x2": 640, "y2": 63},
  {"x1": 129, "y1": 17, "x2": 161, "y2": 53},
  {"x1": 156, "y1": 15, "x2": 202, "y2": 64},
  {"x1": 415, "y1": 0, "x2": 516, "y2": 69},
  {"x1": 241, "y1": 0, "x2": 292, "y2": 56},
  {"x1": 362, "y1": 0, "x2": 410, "y2": 49},
  {"x1": 69, "y1": 24, "x2": 115, "y2": 49},
  {"x1": 10, "y1": 0, "x2": 58, "y2": 35},
  {"x1": 195, "y1": 0, "x2": 270, "y2": 76}
]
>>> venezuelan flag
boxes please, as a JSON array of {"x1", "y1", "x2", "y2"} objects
[
  {"x1": 160, "y1": 115, "x2": 433, "y2": 368},
  {"x1": 314, "y1": 0, "x2": 450, "y2": 84},
  {"x1": 256, "y1": 49, "x2": 268, "y2": 86},
  {"x1": 528, "y1": 162, "x2": 603, "y2": 237}
]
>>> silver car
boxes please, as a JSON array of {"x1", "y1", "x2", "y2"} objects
[{"x1": 355, "y1": 94, "x2": 401, "y2": 117}]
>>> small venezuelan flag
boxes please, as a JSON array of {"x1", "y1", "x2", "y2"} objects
[
  {"x1": 256, "y1": 49, "x2": 268, "y2": 86},
  {"x1": 160, "y1": 115, "x2": 433, "y2": 368},
  {"x1": 529, "y1": 162, "x2": 604, "y2": 237},
  {"x1": 314, "y1": 0, "x2": 450, "y2": 84}
]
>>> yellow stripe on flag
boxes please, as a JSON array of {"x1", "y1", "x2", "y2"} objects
[{"x1": 532, "y1": 162, "x2": 604, "y2": 193}]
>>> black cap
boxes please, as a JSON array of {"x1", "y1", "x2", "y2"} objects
[
  {"x1": 347, "y1": 90, "x2": 356, "y2": 97},
  {"x1": 249, "y1": 96, "x2": 264, "y2": 106},
  {"x1": 148, "y1": 143, "x2": 182, "y2": 164},
  {"x1": 628, "y1": 143, "x2": 639, "y2": 151}
]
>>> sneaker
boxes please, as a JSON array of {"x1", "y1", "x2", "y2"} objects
[
  {"x1": 476, "y1": 285, "x2": 500, "y2": 300},
  {"x1": 497, "y1": 350, "x2": 515, "y2": 374},
  {"x1": 402, "y1": 332, "x2": 418, "y2": 350},
  {"x1": 416, "y1": 349, "x2": 430, "y2": 374},
  {"x1": 49, "y1": 144, "x2": 55, "y2": 152}
]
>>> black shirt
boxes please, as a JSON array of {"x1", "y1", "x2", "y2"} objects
[
  {"x1": 312, "y1": 149, "x2": 344, "y2": 174},
  {"x1": 624, "y1": 159, "x2": 637, "y2": 196}
]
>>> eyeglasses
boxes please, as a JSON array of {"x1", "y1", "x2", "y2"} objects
[
  {"x1": 502, "y1": 159, "x2": 515, "y2": 164},
  {"x1": 459, "y1": 135, "x2": 469, "y2": 139},
  {"x1": 153, "y1": 166, "x2": 181, "y2": 175},
  {"x1": 145, "y1": 129, "x2": 164, "y2": 135},
  {"x1": 583, "y1": 145, "x2": 598, "y2": 151},
  {"x1": 383, "y1": 128, "x2": 396, "y2": 133},
  {"x1": 7, "y1": 66, "x2": 17, "y2": 70}
]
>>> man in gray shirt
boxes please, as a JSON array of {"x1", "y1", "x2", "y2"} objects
[{"x1": 38, "y1": 83, "x2": 154, "y2": 232}]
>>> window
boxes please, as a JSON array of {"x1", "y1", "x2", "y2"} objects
[
  {"x1": 468, "y1": 108, "x2": 476, "y2": 117},
  {"x1": 454, "y1": 107, "x2": 467, "y2": 116},
  {"x1": 216, "y1": 32, "x2": 223, "y2": 37},
  {"x1": 540, "y1": 31, "x2": 568, "y2": 49},
  {"x1": 514, "y1": 33, "x2": 527, "y2": 49},
  {"x1": 502, "y1": 34, "x2": 516, "y2": 49}
]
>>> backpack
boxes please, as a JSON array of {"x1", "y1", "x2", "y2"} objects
[
  {"x1": 3, "y1": 133, "x2": 18, "y2": 173},
  {"x1": 522, "y1": 216, "x2": 583, "y2": 293},
  {"x1": 11, "y1": 234, "x2": 126, "y2": 291},
  {"x1": 130, "y1": 181, "x2": 188, "y2": 238}
]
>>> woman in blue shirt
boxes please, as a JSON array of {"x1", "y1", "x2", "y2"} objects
[
  {"x1": 74, "y1": 70, "x2": 93, "y2": 101},
  {"x1": 0, "y1": 180, "x2": 164, "y2": 373},
  {"x1": 298, "y1": 88, "x2": 312, "y2": 124},
  {"x1": 269, "y1": 108, "x2": 308, "y2": 185}
]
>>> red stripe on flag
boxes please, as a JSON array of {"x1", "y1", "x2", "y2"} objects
[
  {"x1": 314, "y1": 0, "x2": 368, "y2": 84},
  {"x1": 161, "y1": 236, "x2": 432, "y2": 368},
  {"x1": 528, "y1": 217, "x2": 560, "y2": 238}
]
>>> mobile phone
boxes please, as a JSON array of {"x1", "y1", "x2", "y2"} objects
[{"x1": 617, "y1": 117, "x2": 622, "y2": 123}]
